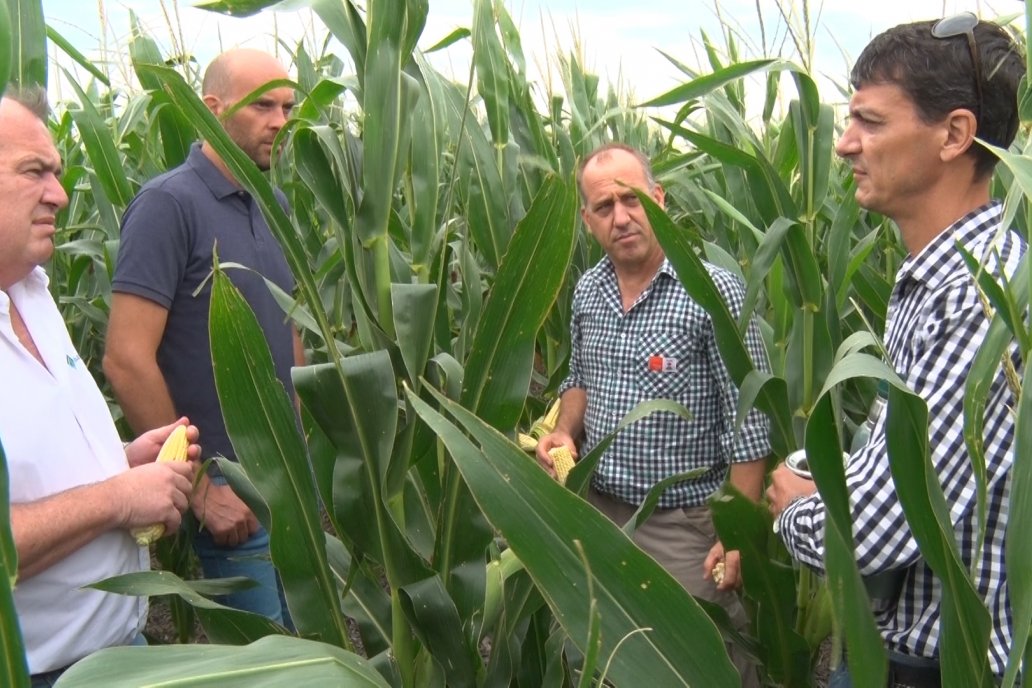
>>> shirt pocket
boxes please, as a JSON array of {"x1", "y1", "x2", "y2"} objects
[{"x1": 635, "y1": 328, "x2": 697, "y2": 399}]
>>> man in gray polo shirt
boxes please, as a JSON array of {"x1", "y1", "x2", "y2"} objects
[{"x1": 104, "y1": 49, "x2": 303, "y2": 625}]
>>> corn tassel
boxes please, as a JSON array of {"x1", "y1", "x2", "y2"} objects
[
  {"x1": 548, "y1": 446, "x2": 576, "y2": 485},
  {"x1": 131, "y1": 425, "x2": 189, "y2": 546}
]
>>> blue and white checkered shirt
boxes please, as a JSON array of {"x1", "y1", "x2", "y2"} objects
[
  {"x1": 560, "y1": 256, "x2": 771, "y2": 508},
  {"x1": 777, "y1": 202, "x2": 1024, "y2": 676}
]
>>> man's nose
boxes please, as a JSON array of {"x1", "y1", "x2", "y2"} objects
[
  {"x1": 44, "y1": 173, "x2": 69, "y2": 210},
  {"x1": 835, "y1": 124, "x2": 859, "y2": 159}
]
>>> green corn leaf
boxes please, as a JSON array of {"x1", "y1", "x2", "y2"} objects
[
  {"x1": 0, "y1": 439, "x2": 29, "y2": 688},
  {"x1": 1003, "y1": 362, "x2": 1032, "y2": 687},
  {"x1": 884, "y1": 386, "x2": 994, "y2": 687},
  {"x1": 45, "y1": 24, "x2": 107, "y2": 85},
  {"x1": 128, "y1": 11, "x2": 197, "y2": 169},
  {"x1": 472, "y1": 0, "x2": 509, "y2": 148},
  {"x1": 710, "y1": 486, "x2": 812, "y2": 687},
  {"x1": 292, "y1": 355, "x2": 436, "y2": 586},
  {"x1": 408, "y1": 385, "x2": 740, "y2": 687},
  {"x1": 55, "y1": 635, "x2": 391, "y2": 687},
  {"x1": 209, "y1": 267, "x2": 351, "y2": 649},
  {"x1": 193, "y1": 0, "x2": 286, "y2": 18},
  {"x1": 87, "y1": 569, "x2": 285, "y2": 644},
  {"x1": 6, "y1": 0, "x2": 45, "y2": 87},
  {"x1": 398, "y1": 575, "x2": 479, "y2": 687},
  {"x1": 63, "y1": 72, "x2": 134, "y2": 210},
  {"x1": 0, "y1": 1, "x2": 11, "y2": 95},
  {"x1": 638, "y1": 59, "x2": 780, "y2": 108},
  {"x1": 805, "y1": 396, "x2": 888, "y2": 688},
  {"x1": 459, "y1": 174, "x2": 578, "y2": 430},
  {"x1": 639, "y1": 190, "x2": 794, "y2": 456}
]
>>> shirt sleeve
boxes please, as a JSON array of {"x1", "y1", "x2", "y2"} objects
[
  {"x1": 111, "y1": 187, "x2": 191, "y2": 309},
  {"x1": 707, "y1": 269, "x2": 772, "y2": 464},
  {"x1": 779, "y1": 280, "x2": 993, "y2": 574},
  {"x1": 558, "y1": 279, "x2": 586, "y2": 395}
]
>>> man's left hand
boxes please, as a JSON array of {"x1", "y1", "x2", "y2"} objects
[
  {"x1": 766, "y1": 464, "x2": 818, "y2": 518},
  {"x1": 124, "y1": 418, "x2": 201, "y2": 468}
]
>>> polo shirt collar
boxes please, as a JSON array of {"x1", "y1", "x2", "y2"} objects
[
  {"x1": 0, "y1": 268, "x2": 49, "y2": 321},
  {"x1": 186, "y1": 142, "x2": 242, "y2": 201}
]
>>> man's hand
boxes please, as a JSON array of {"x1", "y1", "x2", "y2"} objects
[
  {"x1": 535, "y1": 432, "x2": 578, "y2": 480},
  {"x1": 110, "y1": 460, "x2": 196, "y2": 534},
  {"x1": 766, "y1": 464, "x2": 819, "y2": 519},
  {"x1": 190, "y1": 473, "x2": 260, "y2": 547},
  {"x1": 704, "y1": 542, "x2": 742, "y2": 590},
  {"x1": 124, "y1": 417, "x2": 201, "y2": 468}
]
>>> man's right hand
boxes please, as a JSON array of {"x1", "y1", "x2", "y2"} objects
[
  {"x1": 190, "y1": 472, "x2": 260, "y2": 547},
  {"x1": 535, "y1": 432, "x2": 578, "y2": 480},
  {"x1": 112, "y1": 460, "x2": 196, "y2": 535}
]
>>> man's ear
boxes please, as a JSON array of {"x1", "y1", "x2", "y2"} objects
[
  {"x1": 202, "y1": 94, "x2": 222, "y2": 117},
  {"x1": 941, "y1": 108, "x2": 978, "y2": 163},
  {"x1": 652, "y1": 182, "x2": 665, "y2": 209}
]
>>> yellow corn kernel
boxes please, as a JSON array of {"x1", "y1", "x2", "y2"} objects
[
  {"x1": 517, "y1": 433, "x2": 538, "y2": 452},
  {"x1": 131, "y1": 425, "x2": 189, "y2": 546},
  {"x1": 548, "y1": 446, "x2": 575, "y2": 485}
]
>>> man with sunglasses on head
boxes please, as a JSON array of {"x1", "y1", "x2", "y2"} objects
[{"x1": 767, "y1": 15, "x2": 1025, "y2": 688}]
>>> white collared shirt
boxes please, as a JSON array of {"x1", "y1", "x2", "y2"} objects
[{"x1": 0, "y1": 267, "x2": 147, "y2": 673}]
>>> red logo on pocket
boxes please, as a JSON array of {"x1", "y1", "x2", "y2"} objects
[{"x1": 648, "y1": 355, "x2": 664, "y2": 372}]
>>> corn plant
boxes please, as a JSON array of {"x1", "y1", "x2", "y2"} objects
[{"x1": 2, "y1": 0, "x2": 1031, "y2": 686}]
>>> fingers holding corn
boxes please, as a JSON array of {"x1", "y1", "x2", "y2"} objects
[
  {"x1": 122, "y1": 420, "x2": 199, "y2": 546},
  {"x1": 533, "y1": 432, "x2": 578, "y2": 484},
  {"x1": 704, "y1": 545, "x2": 742, "y2": 591}
]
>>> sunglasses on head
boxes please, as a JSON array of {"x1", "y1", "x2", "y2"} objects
[{"x1": 931, "y1": 12, "x2": 983, "y2": 123}]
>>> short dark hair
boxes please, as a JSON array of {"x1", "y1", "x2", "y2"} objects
[
  {"x1": 851, "y1": 18, "x2": 1025, "y2": 179},
  {"x1": 576, "y1": 142, "x2": 656, "y2": 204},
  {"x1": 2, "y1": 84, "x2": 49, "y2": 120}
]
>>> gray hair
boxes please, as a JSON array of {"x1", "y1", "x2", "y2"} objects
[{"x1": 2, "y1": 84, "x2": 49, "y2": 120}]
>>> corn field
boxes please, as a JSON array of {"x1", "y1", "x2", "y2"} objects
[{"x1": 1, "y1": 0, "x2": 1031, "y2": 686}]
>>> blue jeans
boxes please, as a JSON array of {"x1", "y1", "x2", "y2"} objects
[
  {"x1": 828, "y1": 662, "x2": 851, "y2": 688},
  {"x1": 191, "y1": 478, "x2": 291, "y2": 629}
]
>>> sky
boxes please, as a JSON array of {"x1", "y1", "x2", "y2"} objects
[{"x1": 41, "y1": 0, "x2": 1027, "y2": 114}]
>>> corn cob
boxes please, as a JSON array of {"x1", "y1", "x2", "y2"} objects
[
  {"x1": 711, "y1": 561, "x2": 726, "y2": 586},
  {"x1": 517, "y1": 433, "x2": 538, "y2": 452},
  {"x1": 131, "y1": 425, "x2": 189, "y2": 546},
  {"x1": 529, "y1": 397, "x2": 562, "y2": 440},
  {"x1": 548, "y1": 446, "x2": 576, "y2": 485}
]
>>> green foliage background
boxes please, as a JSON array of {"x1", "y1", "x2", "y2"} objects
[{"x1": 0, "y1": 0, "x2": 1029, "y2": 686}]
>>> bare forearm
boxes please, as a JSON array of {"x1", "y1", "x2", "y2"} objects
[
  {"x1": 11, "y1": 483, "x2": 122, "y2": 579},
  {"x1": 729, "y1": 457, "x2": 767, "y2": 502},
  {"x1": 555, "y1": 387, "x2": 587, "y2": 439},
  {"x1": 107, "y1": 362, "x2": 178, "y2": 435}
]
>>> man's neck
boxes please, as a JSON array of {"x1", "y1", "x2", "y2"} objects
[
  {"x1": 200, "y1": 141, "x2": 241, "y2": 188},
  {"x1": 614, "y1": 257, "x2": 664, "y2": 313},
  {"x1": 894, "y1": 182, "x2": 991, "y2": 257}
]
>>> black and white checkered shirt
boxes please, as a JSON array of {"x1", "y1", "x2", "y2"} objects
[
  {"x1": 777, "y1": 202, "x2": 1025, "y2": 675},
  {"x1": 560, "y1": 256, "x2": 771, "y2": 508}
]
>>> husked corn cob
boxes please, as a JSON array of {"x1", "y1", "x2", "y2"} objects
[
  {"x1": 517, "y1": 433, "x2": 538, "y2": 452},
  {"x1": 131, "y1": 425, "x2": 189, "y2": 546},
  {"x1": 529, "y1": 397, "x2": 562, "y2": 439},
  {"x1": 711, "y1": 561, "x2": 726, "y2": 585},
  {"x1": 548, "y1": 446, "x2": 576, "y2": 485}
]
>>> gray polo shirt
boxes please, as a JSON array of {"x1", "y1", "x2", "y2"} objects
[{"x1": 112, "y1": 143, "x2": 295, "y2": 462}]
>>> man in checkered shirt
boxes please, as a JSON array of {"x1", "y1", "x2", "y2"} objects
[
  {"x1": 536, "y1": 143, "x2": 771, "y2": 686},
  {"x1": 767, "y1": 17, "x2": 1026, "y2": 687}
]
